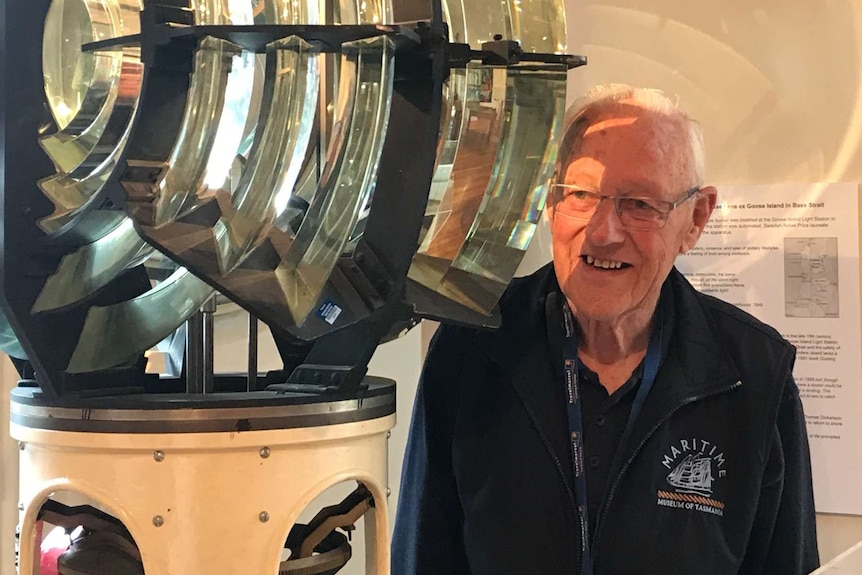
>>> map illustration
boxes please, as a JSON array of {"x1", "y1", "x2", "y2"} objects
[{"x1": 784, "y1": 237, "x2": 839, "y2": 318}]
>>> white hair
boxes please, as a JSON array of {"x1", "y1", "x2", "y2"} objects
[{"x1": 555, "y1": 84, "x2": 706, "y2": 188}]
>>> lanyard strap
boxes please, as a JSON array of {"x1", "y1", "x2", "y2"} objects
[{"x1": 561, "y1": 302, "x2": 663, "y2": 575}]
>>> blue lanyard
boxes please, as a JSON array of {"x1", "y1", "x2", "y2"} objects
[{"x1": 561, "y1": 302, "x2": 663, "y2": 575}]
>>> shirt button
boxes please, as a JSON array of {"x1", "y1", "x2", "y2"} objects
[
  {"x1": 589, "y1": 455, "x2": 600, "y2": 469},
  {"x1": 595, "y1": 415, "x2": 606, "y2": 427}
]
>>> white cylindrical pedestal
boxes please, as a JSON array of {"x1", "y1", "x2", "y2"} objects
[{"x1": 9, "y1": 382, "x2": 396, "y2": 575}]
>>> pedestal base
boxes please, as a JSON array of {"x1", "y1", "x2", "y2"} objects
[
  {"x1": 13, "y1": 417, "x2": 394, "y2": 575},
  {"x1": 10, "y1": 384, "x2": 395, "y2": 575}
]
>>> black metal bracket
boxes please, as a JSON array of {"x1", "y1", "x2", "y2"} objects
[
  {"x1": 447, "y1": 34, "x2": 587, "y2": 69},
  {"x1": 83, "y1": 21, "x2": 423, "y2": 56},
  {"x1": 83, "y1": 11, "x2": 584, "y2": 72}
]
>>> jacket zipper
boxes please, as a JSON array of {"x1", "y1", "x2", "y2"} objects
[
  {"x1": 518, "y1": 396, "x2": 582, "y2": 573},
  {"x1": 591, "y1": 380, "x2": 743, "y2": 571}
]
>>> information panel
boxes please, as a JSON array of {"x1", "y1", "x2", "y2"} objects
[{"x1": 677, "y1": 182, "x2": 862, "y2": 515}]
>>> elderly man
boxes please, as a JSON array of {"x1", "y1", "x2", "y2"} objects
[{"x1": 391, "y1": 84, "x2": 819, "y2": 575}]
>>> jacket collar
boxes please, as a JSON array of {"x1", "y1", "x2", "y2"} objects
[{"x1": 481, "y1": 264, "x2": 743, "y2": 475}]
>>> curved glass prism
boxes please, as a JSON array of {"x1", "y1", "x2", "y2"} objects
[
  {"x1": 66, "y1": 269, "x2": 214, "y2": 373},
  {"x1": 40, "y1": 53, "x2": 123, "y2": 173},
  {"x1": 123, "y1": 0, "x2": 397, "y2": 330},
  {"x1": 39, "y1": 0, "x2": 143, "y2": 234},
  {"x1": 408, "y1": 0, "x2": 568, "y2": 314},
  {"x1": 277, "y1": 35, "x2": 394, "y2": 323},
  {"x1": 34, "y1": 0, "x2": 217, "y2": 375},
  {"x1": 31, "y1": 219, "x2": 149, "y2": 313},
  {"x1": 37, "y1": 48, "x2": 141, "y2": 234}
]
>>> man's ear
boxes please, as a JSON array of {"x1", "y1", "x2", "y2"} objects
[{"x1": 679, "y1": 186, "x2": 717, "y2": 254}]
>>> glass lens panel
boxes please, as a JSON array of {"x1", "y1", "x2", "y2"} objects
[
  {"x1": 66, "y1": 269, "x2": 214, "y2": 373},
  {"x1": 451, "y1": 0, "x2": 565, "y2": 51},
  {"x1": 410, "y1": 65, "x2": 507, "y2": 287},
  {"x1": 40, "y1": 52, "x2": 123, "y2": 174},
  {"x1": 409, "y1": 0, "x2": 568, "y2": 316},
  {"x1": 444, "y1": 67, "x2": 566, "y2": 312},
  {"x1": 213, "y1": 36, "x2": 319, "y2": 272},
  {"x1": 43, "y1": 0, "x2": 98, "y2": 130},
  {"x1": 152, "y1": 37, "x2": 253, "y2": 227},
  {"x1": 31, "y1": 219, "x2": 150, "y2": 313},
  {"x1": 38, "y1": 43, "x2": 143, "y2": 234},
  {"x1": 40, "y1": 0, "x2": 140, "y2": 172},
  {"x1": 275, "y1": 36, "x2": 394, "y2": 323}
]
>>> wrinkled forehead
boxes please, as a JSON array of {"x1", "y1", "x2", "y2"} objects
[{"x1": 562, "y1": 101, "x2": 695, "y2": 190}]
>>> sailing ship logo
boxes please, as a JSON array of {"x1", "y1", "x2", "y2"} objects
[
  {"x1": 666, "y1": 453, "x2": 714, "y2": 497},
  {"x1": 657, "y1": 438, "x2": 726, "y2": 516}
]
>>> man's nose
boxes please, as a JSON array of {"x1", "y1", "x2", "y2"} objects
[{"x1": 585, "y1": 198, "x2": 626, "y2": 245}]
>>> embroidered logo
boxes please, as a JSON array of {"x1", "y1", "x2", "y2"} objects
[{"x1": 656, "y1": 438, "x2": 725, "y2": 517}]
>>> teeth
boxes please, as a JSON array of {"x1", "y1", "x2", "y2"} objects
[{"x1": 585, "y1": 255, "x2": 624, "y2": 269}]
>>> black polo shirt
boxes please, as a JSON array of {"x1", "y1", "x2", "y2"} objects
[
  {"x1": 578, "y1": 361, "x2": 641, "y2": 539},
  {"x1": 548, "y1": 283, "x2": 676, "y2": 544}
]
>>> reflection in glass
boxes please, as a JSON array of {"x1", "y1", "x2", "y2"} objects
[
  {"x1": 410, "y1": 66, "x2": 567, "y2": 313},
  {"x1": 416, "y1": 66, "x2": 504, "y2": 256},
  {"x1": 410, "y1": 66, "x2": 507, "y2": 288},
  {"x1": 444, "y1": 68, "x2": 566, "y2": 311},
  {"x1": 276, "y1": 36, "x2": 394, "y2": 323},
  {"x1": 152, "y1": 37, "x2": 254, "y2": 227},
  {"x1": 409, "y1": 0, "x2": 568, "y2": 315},
  {"x1": 40, "y1": 0, "x2": 143, "y2": 233},
  {"x1": 214, "y1": 36, "x2": 319, "y2": 272}
]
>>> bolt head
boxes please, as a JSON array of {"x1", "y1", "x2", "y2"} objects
[
  {"x1": 153, "y1": 450, "x2": 165, "y2": 462},
  {"x1": 259, "y1": 511, "x2": 270, "y2": 523},
  {"x1": 152, "y1": 515, "x2": 164, "y2": 527},
  {"x1": 259, "y1": 447, "x2": 271, "y2": 459}
]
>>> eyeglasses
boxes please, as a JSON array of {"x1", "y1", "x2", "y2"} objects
[{"x1": 550, "y1": 184, "x2": 700, "y2": 231}]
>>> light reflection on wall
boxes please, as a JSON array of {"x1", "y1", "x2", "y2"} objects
[
  {"x1": 520, "y1": 0, "x2": 862, "y2": 276},
  {"x1": 565, "y1": 1, "x2": 862, "y2": 185}
]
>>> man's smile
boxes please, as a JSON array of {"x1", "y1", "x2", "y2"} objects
[{"x1": 581, "y1": 255, "x2": 632, "y2": 270}]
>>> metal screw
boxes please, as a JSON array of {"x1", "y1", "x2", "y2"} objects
[
  {"x1": 259, "y1": 447, "x2": 271, "y2": 459},
  {"x1": 17, "y1": 502, "x2": 23, "y2": 511},
  {"x1": 259, "y1": 511, "x2": 270, "y2": 523},
  {"x1": 152, "y1": 515, "x2": 164, "y2": 527},
  {"x1": 153, "y1": 450, "x2": 165, "y2": 462},
  {"x1": 18, "y1": 442, "x2": 24, "y2": 451},
  {"x1": 386, "y1": 487, "x2": 392, "y2": 497},
  {"x1": 386, "y1": 431, "x2": 391, "y2": 439}
]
